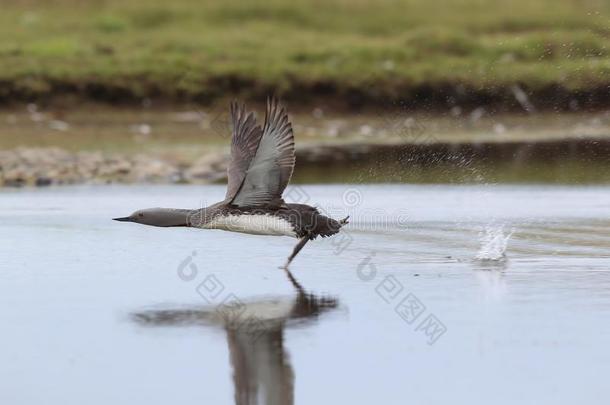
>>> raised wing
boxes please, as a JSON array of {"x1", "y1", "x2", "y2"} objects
[
  {"x1": 225, "y1": 101, "x2": 263, "y2": 201},
  {"x1": 230, "y1": 98, "x2": 296, "y2": 207}
]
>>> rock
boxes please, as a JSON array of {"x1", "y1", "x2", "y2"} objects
[
  {"x1": 184, "y1": 153, "x2": 228, "y2": 183},
  {"x1": 0, "y1": 147, "x2": 138, "y2": 186},
  {"x1": 131, "y1": 156, "x2": 179, "y2": 183},
  {"x1": 48, "y1": 120, "x2": 70, "y2": 131},
  {"x1": 35, "y1": 177, "x2": 53, "y2": 186}
]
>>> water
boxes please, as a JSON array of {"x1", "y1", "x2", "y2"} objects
[
  {"x1": 2, "y1": 184, "x2": 610, "y2": 404},
  {"x1": 475, "y1": 225, "x2": 513, "y2": 261}
]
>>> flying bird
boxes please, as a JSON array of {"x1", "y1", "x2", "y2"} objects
[{"x1": 114, "y1": 98, "x2": 349, "y2": 268}]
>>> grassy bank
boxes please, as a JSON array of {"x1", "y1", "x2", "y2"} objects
[{"x1": 1, "y1": 0, "x2": 609, "y2": 109}]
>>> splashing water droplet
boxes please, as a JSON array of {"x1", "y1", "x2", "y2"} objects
[{"x1": 475, "y1": 225, "x2": 513, "y2": 261}]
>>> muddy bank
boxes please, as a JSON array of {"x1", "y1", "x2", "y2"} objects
[
  {"x1": 2, "y1": 81, "x2": 610, "y2": 113},
  {"x1": 1, "y1": 138, "x2": 608, "y2": 187}
]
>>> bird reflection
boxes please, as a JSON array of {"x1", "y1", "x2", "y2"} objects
[{"x1": 132, "y1": 269, "x2": 339, "y2": 405}]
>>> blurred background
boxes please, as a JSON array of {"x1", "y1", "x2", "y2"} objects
[
  {"x1": 0, "y1": 0, "x2": 609, "y2": 185},
  {"x1": 3, "y1": 3, "x2": 610, "y2": 405}
]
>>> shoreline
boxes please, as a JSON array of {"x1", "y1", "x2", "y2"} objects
[{"x1": 2, "y1": 138, "x2": 608, "y2": 188}]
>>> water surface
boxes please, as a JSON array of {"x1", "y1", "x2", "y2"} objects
[{"x1": 1, "y1": 184, "x2": 610, "y2": 404}]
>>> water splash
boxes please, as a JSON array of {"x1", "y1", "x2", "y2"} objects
[{"x1": 475, "y1": 225, "x2": 513, "y2": 261}]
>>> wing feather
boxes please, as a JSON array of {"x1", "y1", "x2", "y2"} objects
[
  {"x1": 225, "y1": 101, "x2": 263, "y2": 201},
  {"x1": 230, "y1": 98, "x2": 296, "y2": 207}
]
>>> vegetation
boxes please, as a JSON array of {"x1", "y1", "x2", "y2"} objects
[{"x1": 1, "y1": 0, "x2": 609, "y2": 108}]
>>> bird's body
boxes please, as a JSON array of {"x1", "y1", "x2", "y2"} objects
[
  {"x1": 114, "y1": 98, "x2": 348, "y2": 267},
  {"x1": 190, "y1": 203, "x2": 344, "y2": 239},
  {"x1": 201, "y1": 210, "x2": 298, "y2": 237}
]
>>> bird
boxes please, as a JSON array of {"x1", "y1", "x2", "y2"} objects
[{"x1": 113, "y1": 98, "x2": 349, "y2": 268}]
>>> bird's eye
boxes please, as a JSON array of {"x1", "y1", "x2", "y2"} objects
[{"x1": 138, "y1": 213, "x2": 144, "y2": 217}]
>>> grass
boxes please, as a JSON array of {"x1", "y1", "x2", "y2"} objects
[{"x1": 0, "y1": 0, "x2": 609, "y2": 107}]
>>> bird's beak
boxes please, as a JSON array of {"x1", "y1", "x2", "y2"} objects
[{"x1": 113, "y1": 217, "x2": 131, "y2": 222}]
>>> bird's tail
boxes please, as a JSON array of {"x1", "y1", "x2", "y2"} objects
[{"x1": 312, "y1": 214, "x2": 349, "y2": 238}]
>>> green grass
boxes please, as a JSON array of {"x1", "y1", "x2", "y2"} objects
[{"x1": 0, "y1": 0, "x2": 609, "y2": 106}]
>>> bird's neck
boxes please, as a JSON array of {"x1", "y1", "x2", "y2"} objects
[
  {"x1": 188, "y1": 203, "x2": 224, "y2": 227},
  {"x1": 158, "y1": 208, "x2": 192, "y2": 227}
]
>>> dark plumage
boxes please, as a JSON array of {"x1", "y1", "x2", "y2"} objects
[
  {"x1": 114, "y1": 97, "x2": 349, "y2": 268},
  {"x1": 195, "y1": 204, "x2": 345, "y2": 239}
]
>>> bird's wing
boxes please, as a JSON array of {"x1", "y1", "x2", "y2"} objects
[
  {"x1": 230, "y1": 98, "x2": 295, "y2": 207},
  {"x1": 225, "y1": 101, "x2": 264, "y2": 201}
]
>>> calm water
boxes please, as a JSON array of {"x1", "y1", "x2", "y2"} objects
[{"x1": 2, "y1": 184, "x2": 610, "y2": 404}]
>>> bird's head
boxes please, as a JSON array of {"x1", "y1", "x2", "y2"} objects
[{"x1": 113, "y1": 208, "x2": 189, "y2": 227}]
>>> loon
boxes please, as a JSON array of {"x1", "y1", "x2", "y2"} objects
[{"x1": 113, "y1": 98, "x2": 348, "y2": 268}]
